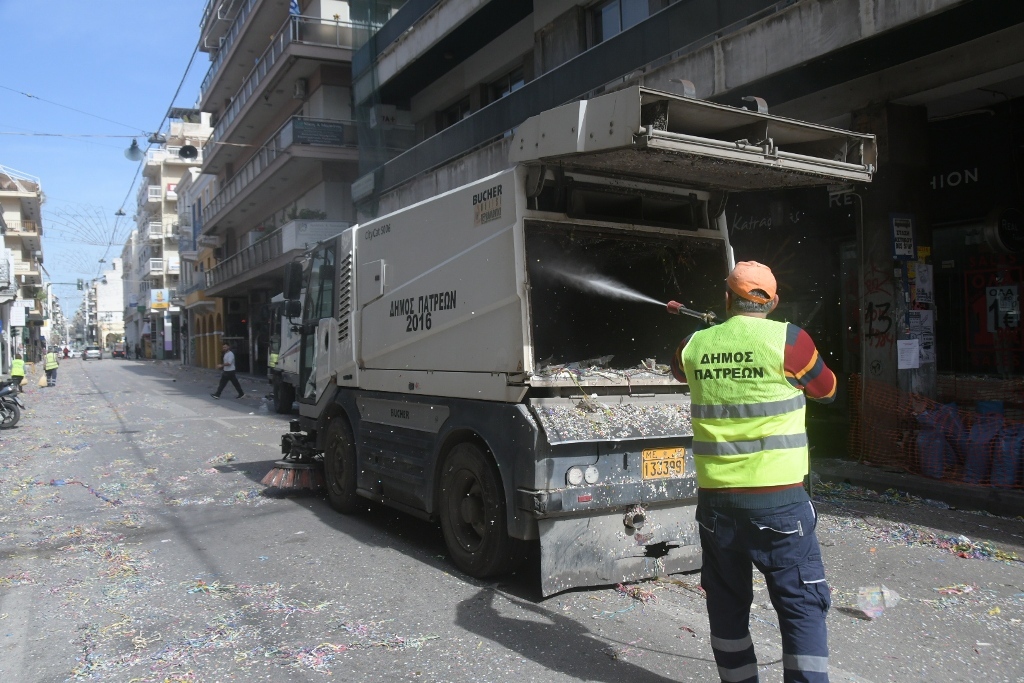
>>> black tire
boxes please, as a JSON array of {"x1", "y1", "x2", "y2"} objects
[
  {"x1": 0, "y1": 402, "x2": 20, "y2": 429},
  {"x1": 324, "y1": 416, "x2": 358, "y2": 513},
  {"x1": 438, "y1": 442, "x2": 524, "y2": 578},
  {"x1": 273, "y1": 378, "x2": 295, "y2": 414}
]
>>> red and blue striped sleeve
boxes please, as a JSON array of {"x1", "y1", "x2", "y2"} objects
[{"x1": 785, "y1": 324, "x2": 837, "y2": 403}]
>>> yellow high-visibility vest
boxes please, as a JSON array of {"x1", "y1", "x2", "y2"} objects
[
  {"x1": 268, "y1": 353, "x2": 279, "y2": 369},
  {"x1": 681, "y1": 316, "x2": 807, "y2": 489},
  {"x1": 11, "y1": 359, "x2": 25, "y2": 376},
  {"x1": 44, "y1": 352, "x2": 60, "y2": 370}
]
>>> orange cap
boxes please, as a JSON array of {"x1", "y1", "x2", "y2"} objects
[{"x1": 727, "y1": 261, "x2": 777, "y2": 304}]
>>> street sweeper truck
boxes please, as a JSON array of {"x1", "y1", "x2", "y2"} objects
[{"x1": 272, "y1": 85, "x2": 875, "y2": 595}]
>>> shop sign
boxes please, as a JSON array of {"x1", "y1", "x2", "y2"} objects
[
  {"x1": 151, "y1": 289, "x2": 170, "y2": 310},
  {"x1": 292, "y1": 118, "x2": 348, "y2": 146},
  {"x1": 891, "y1": 214, "x2": 916, "y2": 260}
]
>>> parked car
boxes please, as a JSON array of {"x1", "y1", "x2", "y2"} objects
[
  {"x1": 112, "y1": 342, "x2": 126, "y2": 359},
  {"x1": 83, "y1": 346, "x2": 102, "y2": 360}
]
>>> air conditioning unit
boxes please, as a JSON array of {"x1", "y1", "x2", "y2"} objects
[{"x1": 294, "y1": 78, "x2": 308, "y2": 100}]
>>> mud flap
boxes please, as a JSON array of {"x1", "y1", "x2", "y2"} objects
[{"x1": 538, "y1": 506, "x2": 701, "y2": 596}]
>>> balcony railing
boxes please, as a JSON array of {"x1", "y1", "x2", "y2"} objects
[
  {"x1": 199, "y1": 0, "x2": 262, "y2": 99},
  {"x1": 209, "y1": 15, "x2": 364, "y2": 143},
  {"x1": 2, "y1": 219, "x2": 40, "y2": 235},
  {"x1": 206, "y1": 227, "x2": 282, "y2": 289},
  {"x1": 142, "y1": 221, "x2": 165, "y2": 241},
  {"x1": 146, "y1": 147, "x2": 205, "y2": 165},
  {"x1": 202, "y1": 116, "x2": 356, "y2": 226},
  {"x1": 142, "y1": 258, "x2": 164, "y2": 276},
  {"x1": 205, "y1": 219, "x2": 351, "y2": 290}
]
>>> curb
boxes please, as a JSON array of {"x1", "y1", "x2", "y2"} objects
[{"x1": 812, "y1": 458, "x2": 1024, "y2": 517}]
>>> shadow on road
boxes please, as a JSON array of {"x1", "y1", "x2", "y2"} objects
[{"x1": 456, "y1": 587, "x2": 708, "y2": 682}]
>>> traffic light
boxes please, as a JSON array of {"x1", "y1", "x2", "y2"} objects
[{"x1": 77, "y1": 279, "x2": 84, "y2": 290}]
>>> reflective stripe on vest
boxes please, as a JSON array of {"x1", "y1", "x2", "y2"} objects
[
  {"x1": 11, "y1": 359, "x2": 25, "y2": 375},
  {"x1": 45, "y1": 353, "x2": 59, "y2": 370},
  {"x1": 681, "y1": 316, "x2": 807, "y2": 489}
]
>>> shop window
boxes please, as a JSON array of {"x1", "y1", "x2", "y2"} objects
[
  {"x1": 591, "y1": 0, "x2": 671, "y2": 45},
  {"x1": 437, "y1": 97, "x2": 471, "y2": 132}
]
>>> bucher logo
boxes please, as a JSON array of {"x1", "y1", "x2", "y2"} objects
[{"x1": 473, "y1": 184, "x2": 502, "y2": 226}]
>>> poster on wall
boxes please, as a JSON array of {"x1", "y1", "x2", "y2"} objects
[
  {"x1": 909, "y1": 310, "x2": 936, "y2": 363},
  {"x1": 891, "y1": 214, "x2": 916, "y2": 260},
  {"x1": 915, "y1": 263, "x2": 934, "y2": 304},
  {"x1": 964, "y1": 260, "x2": 1021, "y2": 371}
]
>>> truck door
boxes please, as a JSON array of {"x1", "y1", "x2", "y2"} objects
[{"x1": 299, "y1": 242, "x2": 336, "y2": 403}]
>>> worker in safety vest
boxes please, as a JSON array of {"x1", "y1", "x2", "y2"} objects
[
  {"x1": 44, "y1": 348, "x2": 60, "y2": 387},
  {"x1": 268, "y1": 334, "x2": 280, "y2": 369},
  {"x1": 671, "y1": 261, "x2": 837, "y2": 683},
  {"x1": 10, "y1": 354, "x2": 26, "y2": 393}
]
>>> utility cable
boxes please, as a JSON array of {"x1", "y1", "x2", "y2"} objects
[{"x1": 0, "y1": 84, "x2": 147, "y2": 133}]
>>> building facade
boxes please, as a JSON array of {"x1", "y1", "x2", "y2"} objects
[
  {"x1": 0, "y1": 164, "x2": 46, "y2": 370},
  {"x1": 192, "y1": 0, "x2": 380, "y2": 375},
  {"x1": 122, "y1": 111, "x2": 211, "y2": 359}
]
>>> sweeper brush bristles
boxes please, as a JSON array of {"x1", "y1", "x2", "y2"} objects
[{"x1": 261, "y1": 461, "x2": 324, "y2": 492}]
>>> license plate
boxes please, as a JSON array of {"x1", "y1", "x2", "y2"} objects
[{"x1": 642, "y1": 447, "x2": 687, "y2": 479}]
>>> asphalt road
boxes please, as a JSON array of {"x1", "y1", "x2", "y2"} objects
[{"x1": 1, "y1": 359, "x2": 1023, "y2": 682}]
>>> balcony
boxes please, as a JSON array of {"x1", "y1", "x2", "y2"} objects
[
  {"x1": 202, "y1": 14, "x2": 364, "y2": 175},
  {"x1": 142, "y1": 258, "x2": 165, "y2": 276},
  {"x1": 205, "y1": 219, "x2": 351, "y2": 296},
  {"x1": 142, "y1": 221, "x2": 166, "y2": 242},
  {"x1": 146, "y1": 147, "x2": 205, "y2": 166},
  {"x1": 138, "y1": 184, "x2": 163, "y2": 206},
  {"x1": 201, "y1": 116, "x2": 357, "y2": 232},
  {"x1": 199, "y1": 0, "x2": 268, "y2": 101},
  {"x1": 2, "y1": 219, "x2": 42, "y2": 251}
]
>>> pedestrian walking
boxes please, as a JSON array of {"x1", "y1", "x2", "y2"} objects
[
  {"x1": 135, "y1": 343, "x2": 142, "y2": 360},
  {"x1": 10, "y1": 354, "x2": 25, "y2": 393},
  {"x1": 44, "y1": 347, "x2": 60, "y2": 387},
  {"x1": 211, "y1": 342, "x2": 244, "y2": 399},
  {"x1": 671, "y1": 261, "x2": 837, "y2": 683}
]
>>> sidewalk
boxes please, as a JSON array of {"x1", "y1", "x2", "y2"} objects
[{"x1": 812, "y1": 457, "x2": 1024, "y2": 517}]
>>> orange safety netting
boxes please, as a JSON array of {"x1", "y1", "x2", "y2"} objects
[{"x1": 848, "y1": 374, "x2": 1024, "y2": 488}]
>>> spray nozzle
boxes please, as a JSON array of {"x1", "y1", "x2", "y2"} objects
[{"x1": 666, "y1": 300, "x2": 717, "y2": 325}]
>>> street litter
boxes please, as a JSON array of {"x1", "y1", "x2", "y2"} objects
[{"x1": 856, "y1": 585, "x2": 901, "y2": 618}]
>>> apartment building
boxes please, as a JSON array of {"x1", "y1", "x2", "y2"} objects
[
  {"x1": 192, "y1": 0, "x2": 397, "y2": 374},
  {"x1": 349, "y1": 0, "x2": 1024, "y2": 454},
  {"x1": 122, "y1": 110, "x2": 211, "y2": 359},
  {"x1": 90, "y1": 259, "x2": 125, "y2": 350},
  {"x1": 0, "y1": 164, "x2": 46, "y2": 369},
  {"x1": 175, "y1": 167, "x2": 224, "y2": 368}
]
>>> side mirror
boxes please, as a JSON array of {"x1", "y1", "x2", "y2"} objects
[
  {"x1": 285, "y1": 299, "x2": 302, "y2": 319},
  {"x1": 283, "y1": 262, "x2": 303, "y2": 300}
]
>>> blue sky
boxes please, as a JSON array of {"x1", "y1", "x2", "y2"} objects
[{"x1": 1, "y1": 0, "x2": 208, "y2": 312}]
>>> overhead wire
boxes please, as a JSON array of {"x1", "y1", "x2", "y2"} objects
[{"x1": 0, "y1": 84, "x2": 148, "y2": 132}]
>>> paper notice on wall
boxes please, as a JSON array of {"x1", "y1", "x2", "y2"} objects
[
  {"x1": 908, "y1": 310, "x2": 936, "y2": 363},
  {"x1": 897, "y1": 339, "x2": 920, "y2": 369},
  {"x1": 915, "y1": 264, "x2": 934, "y2": 304}
]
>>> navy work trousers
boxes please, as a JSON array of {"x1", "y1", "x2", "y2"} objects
[{"x1": 696, "y1": 501, "x2": 831, "y2": 683}]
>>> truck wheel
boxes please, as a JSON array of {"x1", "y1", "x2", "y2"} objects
[
  {"x1": 324, "y1": 417, "x2": 358, "y2": 513},
  {"x1": 273, "y1": 378, "x2": 294, "y2": 414},
  {"x1": 439, "y1": 442, "x2": 524, "y2": 578}
]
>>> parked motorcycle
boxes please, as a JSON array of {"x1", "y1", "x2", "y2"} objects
[{"x1": 0, "y1": 379, "x2": 25, "y2": 429}]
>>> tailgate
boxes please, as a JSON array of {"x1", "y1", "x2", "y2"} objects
[{"x1": 510, "y1": 85, "x2": 875, "y2": 189}]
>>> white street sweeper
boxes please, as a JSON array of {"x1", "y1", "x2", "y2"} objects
[{"x1": 270, "y1": 86, "x2": 875, "y2": 595}]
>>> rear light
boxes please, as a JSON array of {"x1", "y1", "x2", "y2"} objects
[
  {"x1": 584, "y1": 465, "x2": 599, "y2": 484},
  {"x1": 566, "y1": 467, "x2": 584, "y2": 486}
]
